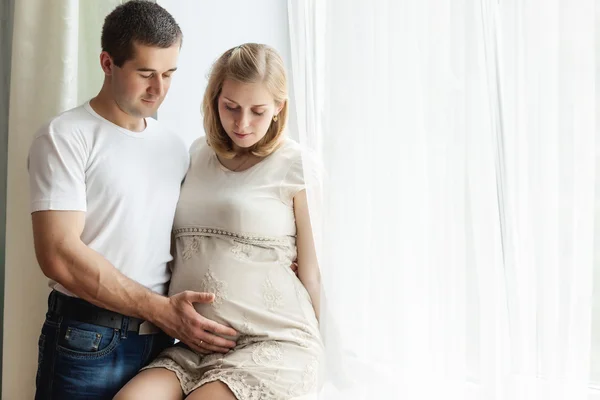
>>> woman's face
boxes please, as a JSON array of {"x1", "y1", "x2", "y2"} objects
[{"x1": 217, "y1": 79, "x2": 283, "y2": 151}]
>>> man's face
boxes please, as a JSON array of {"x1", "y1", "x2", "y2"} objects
[{"x1": 109, "y1": 42, "x2": 180, "y2": 118}]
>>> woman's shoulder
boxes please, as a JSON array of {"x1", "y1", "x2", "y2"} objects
[
  {"x1": 275, "y1": 137, "x2": 324, "y2": 183},
  {"x1": 189, "y1": 136, "x2": 209, "y2": 155},
  {"x1": 273, "y1": 137, "x2": 305, "y2": 163},
  {"x1": 186, "y1": 137, "x2": 218, "y2": 173},
  {"x1": 279, "y1": 138, "x2": 322, "y2": 169}
]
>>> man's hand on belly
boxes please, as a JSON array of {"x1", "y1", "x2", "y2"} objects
[{"x1": 150, "y1": 291, "x2": 238, "y2": 354}]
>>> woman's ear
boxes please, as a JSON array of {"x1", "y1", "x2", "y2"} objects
[{"x1": 275, "y1": 100, "x2": 286, "y2": 116}]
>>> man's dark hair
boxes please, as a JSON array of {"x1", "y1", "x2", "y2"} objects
[{"x1": 101, "y1": 0, "x2": 183, "y2": 67}]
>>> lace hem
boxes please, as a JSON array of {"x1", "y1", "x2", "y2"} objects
[
  {"x1": 141, "y1": 359, "x2": 281, "y2": 399},
  {"x1": 140, "y1": 359, "x2": 200, "y2": 396}
]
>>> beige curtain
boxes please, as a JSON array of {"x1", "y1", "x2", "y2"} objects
[{"x1": 3, "y1": 1, "x2": 121, "y2": 397}]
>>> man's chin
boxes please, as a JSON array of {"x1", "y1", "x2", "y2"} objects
[
  {"x1": 133, "y1": 106, "x2": 159, "y2": 118},
  {"x1": 140, "y1": 110, "x2": 157, "y2": 118}
]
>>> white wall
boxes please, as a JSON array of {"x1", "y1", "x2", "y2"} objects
[{"x1": 156, "y1": 0, "x2": 296, "y2": 148}]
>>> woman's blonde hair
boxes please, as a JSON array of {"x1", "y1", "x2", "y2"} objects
[{"x1": 202, "y1": 43, "x2": 289, "y2": 159}]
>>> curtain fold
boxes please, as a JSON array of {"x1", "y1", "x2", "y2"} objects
[
  {"x1": 3, "y1": 1, "x2": 120, "y2": 397},
  {"x1": 493, "y1": 1, "x2": 596, "y2": 398},
  {"x1": 287, "y1": 0, "x2": 597, "y2": 399}
]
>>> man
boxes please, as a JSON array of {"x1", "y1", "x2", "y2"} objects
[{"x1": 29, "y1": 2, "x2": 237, "y2": 398}]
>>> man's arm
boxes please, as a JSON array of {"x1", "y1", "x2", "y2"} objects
[{"x1": 32, "y1": 210, "x2": 237, "y2": 353}]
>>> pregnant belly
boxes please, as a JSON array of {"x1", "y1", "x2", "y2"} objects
[{"x1": 168, "y1": 236, "x2": 307, "y2": 337}]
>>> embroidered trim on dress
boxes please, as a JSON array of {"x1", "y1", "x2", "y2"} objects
[
  {"x1": 251, "y1": 341, "x2": 284, "y2": 367},
  {"x1": 262, "y1": 276, "x2": 285, "y2": 312},
  {"x1": 200, "y1": 269, "x2": 228, "y2": 308},
  {"x1": 181, "y1": 236, "x2": 204, "y2": 260},
  {"x1": 287, "y1": 356, "x2": 319, "y2": 397},
  {"x1": 144, "y1": 359, "x2": 280, "y2": 399},
  {"x1": 231, "y1": 241, "x2": 253, "y2": 261},
  {"x1": 174, "y1": 226, "x2": 288, "y2": 244}
]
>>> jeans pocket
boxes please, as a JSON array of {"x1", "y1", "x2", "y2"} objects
[
  {"x1": 57, "y1": 320, "x2": 120, "y2": 359},
  {"x1": 63, "y1": 326, "x2": 102, "y2": 352}
]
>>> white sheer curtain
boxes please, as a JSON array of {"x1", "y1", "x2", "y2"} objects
[
  {"x1": 492, "y1": 1, "x2": 596, "y2": 398},
  {"x1": 3, "y1": 1, "x2": 120, "y2": 397},
  {"x1": 287, "y1": 1, "x2": 597, "y2": 399}
]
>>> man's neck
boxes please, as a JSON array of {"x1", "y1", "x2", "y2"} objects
[{"x1": 89, "y1": 89, "x2": 146, "y2": 132}]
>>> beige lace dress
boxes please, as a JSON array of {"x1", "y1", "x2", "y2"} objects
[{"x1": 142, "y1": 137, "x2": 324, "y2": 399}]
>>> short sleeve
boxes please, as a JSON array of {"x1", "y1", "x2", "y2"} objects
[
  {"x1": 280, "y1": 150, "x2": 323, "y2": 206},
  {"x1": 189, "y1": 136, "x2": 206, "y2": 156},
  {"x1": 28, "y1": 128, "x2": 88, "y2": 213}
]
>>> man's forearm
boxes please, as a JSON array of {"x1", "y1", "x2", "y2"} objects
[{"x1": 46, "y1": 240, "x2": 168, "y2": 322}]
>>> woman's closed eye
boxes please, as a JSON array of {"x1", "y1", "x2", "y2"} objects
[{"x1": 225, "y1": 104, "x2": 265, "y2": 116}]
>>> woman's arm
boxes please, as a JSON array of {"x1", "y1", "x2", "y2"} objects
[{"x1": 293, "y1": 189, "x2": 321, "y2": 321}]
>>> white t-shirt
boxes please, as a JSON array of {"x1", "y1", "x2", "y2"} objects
[{"x1": 28, "y1": 101, "x2": 189, "y2": 296}]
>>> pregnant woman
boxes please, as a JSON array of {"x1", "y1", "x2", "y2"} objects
[{"x1": 115, "y1": 43, "x2": 324, "y2": 400}]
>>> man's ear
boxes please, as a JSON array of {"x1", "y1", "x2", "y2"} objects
[{"x1": 99, "y1": 51, "x2": 114, "y2": 76}]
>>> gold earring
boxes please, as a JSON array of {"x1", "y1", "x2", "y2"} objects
[{"x1": 273, "y1": 115, "x2": 278, "y2": 122}]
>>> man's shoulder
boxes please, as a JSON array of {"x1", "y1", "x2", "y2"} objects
[{"x1": 35, "y1": 103, "x2": 94, "y2": 140}]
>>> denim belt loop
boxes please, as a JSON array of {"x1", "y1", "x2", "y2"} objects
[{"x1": 120, "y1": 316, "x2": 130, "y2": 339}]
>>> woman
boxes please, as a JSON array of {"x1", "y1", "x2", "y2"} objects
[{"x1": 115, "y1": 43, "x2": 324, "y2": 399}]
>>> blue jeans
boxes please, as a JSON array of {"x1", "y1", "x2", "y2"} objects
[{"x1": 35, "y1": 293, "x2": 174, "y2": 400}]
